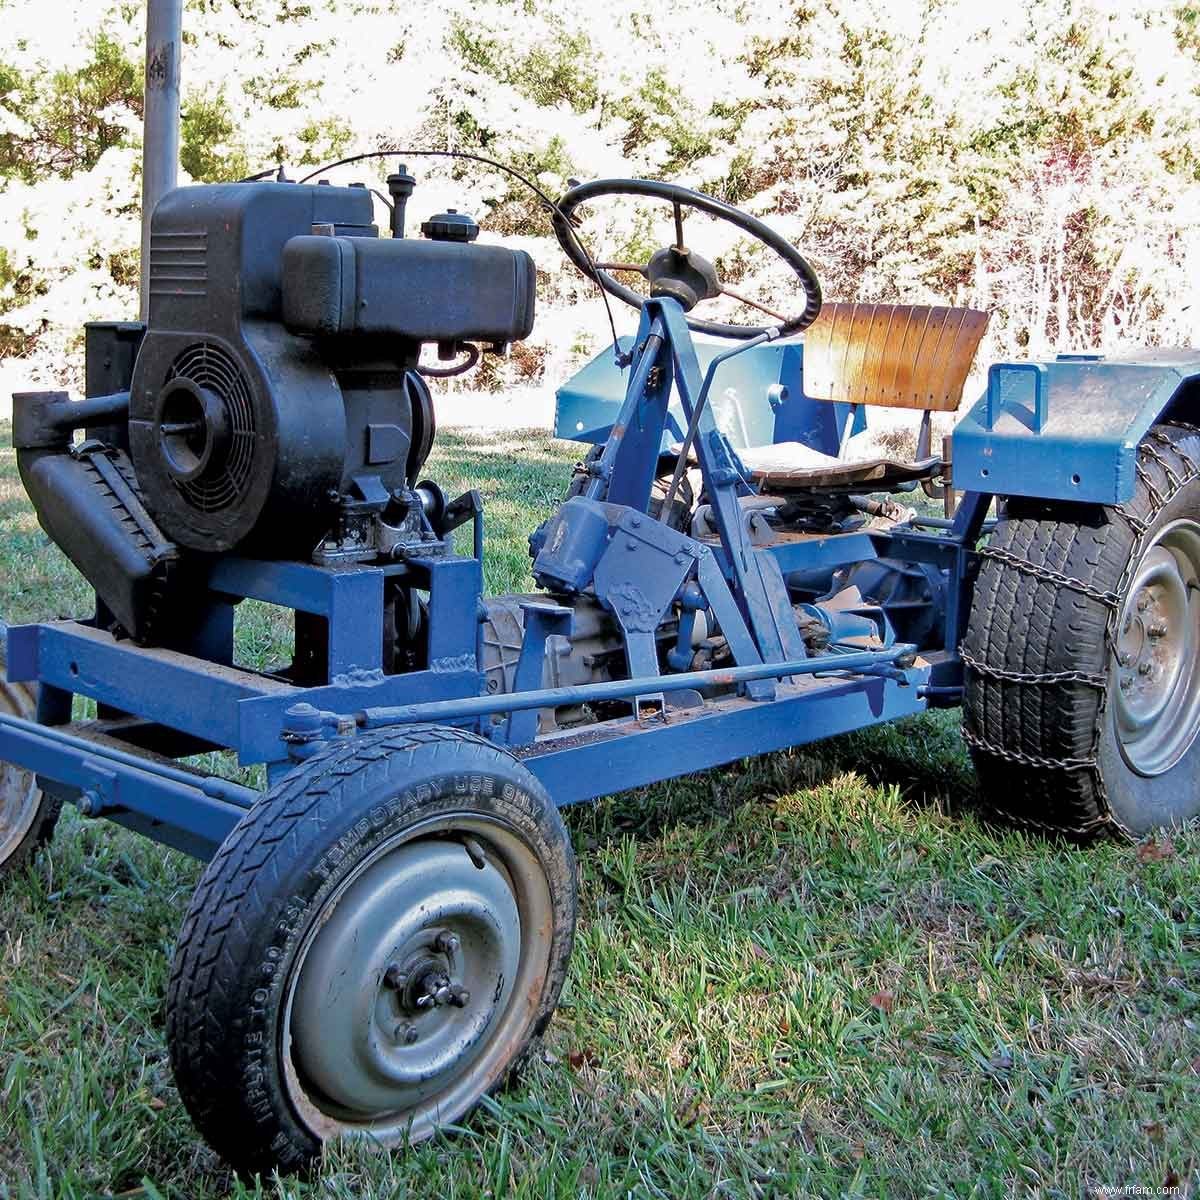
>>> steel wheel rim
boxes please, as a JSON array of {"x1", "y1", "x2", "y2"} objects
[
  {"x1": 1112, "y1": 518, "x2": 1200, "y2": 777},
  {"x1": 281, "y1": 811, "x2": 554, "y2": 1146},
  {"x1": 0, "y1": 681, "x2": 40, "y2": 864}
]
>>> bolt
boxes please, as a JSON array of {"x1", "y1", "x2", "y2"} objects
[
  {"x1": 436, "y1": 932, "x2": 461, "y2": 956},
  {"x1": 1118, "y1": 651, "x2": 1133, "y2": 667},
  {"x1": 449, "y1": 984, "x2": 471, "y2": 1008},
  {"x1": 77, "y1": 789, "x2": 99, "y2": 817},
  {"x1": 626, "y1": 540, "x2": 638, "y2": 551},
  {"x1": 383, "y1": 964, "x2": 407, "y2": 990},
  {"x1": 1120, "y1": 675, "x2": 1133, "y2": 690},
  {"x1": 395, "y1": 1022, "x2": 419, "y2": 1045},
  {"x1": 1148, "y1": 621, "x2": 1168, "y2": 639},
  {"x1": 1138, "y1": 661, "x2": 1153, "y2": 676}
]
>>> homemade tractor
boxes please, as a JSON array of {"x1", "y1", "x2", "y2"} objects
[{"x1": 5, "y1": 25, "x2": 1200, "y2": 1183}]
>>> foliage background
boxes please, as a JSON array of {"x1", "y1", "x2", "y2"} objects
[{"x1": 1, "y1": 0, "x2": 1200, "y2": 398}]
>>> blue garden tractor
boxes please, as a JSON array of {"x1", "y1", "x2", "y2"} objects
[{"x1": 3, "y1": 6, "x2": 1200, "y2": 1176}]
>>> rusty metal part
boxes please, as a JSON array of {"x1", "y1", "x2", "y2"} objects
[{"x1": 801, "y1": 303, "x2": 990, "y2": 412}]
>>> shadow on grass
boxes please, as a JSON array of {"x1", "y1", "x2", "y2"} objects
[{"x1": 566, "y1": 708, "x2": 982, "y2": 853}]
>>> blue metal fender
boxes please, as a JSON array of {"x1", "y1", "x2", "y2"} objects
[
  {"x1": 555, "y1": 336, "x2": 865, "y2": 455},
  {"x1": 952, "y1": 349, "x2": 1200, "y2": 504}
]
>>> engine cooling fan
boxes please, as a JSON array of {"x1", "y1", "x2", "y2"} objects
[{"x1": 159, "y1": 342, "x2": 257, "y2": 514}]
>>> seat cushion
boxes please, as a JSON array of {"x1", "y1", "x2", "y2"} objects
[{"x1": 738, "y1": 441, "x2": 942, "y2": 492}]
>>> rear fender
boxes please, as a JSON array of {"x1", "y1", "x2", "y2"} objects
[{"x1": 952, "y1": 350, "x2": 1200, "y2": 504}]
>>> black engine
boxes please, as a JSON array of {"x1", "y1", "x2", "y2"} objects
[{"x1": 14, "y1": 180, "x2": 535, "y2": 644}]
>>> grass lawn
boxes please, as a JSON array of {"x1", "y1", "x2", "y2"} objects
[{"x1": 0, "y1": 422, "x2": 1197, "y2": 1199}]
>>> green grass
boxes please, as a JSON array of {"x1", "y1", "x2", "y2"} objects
[{"x1": 1, "y1": 423, "x2": 1198, "y2": 1199}]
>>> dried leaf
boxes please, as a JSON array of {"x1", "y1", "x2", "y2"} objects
[
  {"x1": 1136, "y1": 837, "x2": 1177, "y2": 864},
  {"x1": 869, "y1": 990, "x2": 895, "y2": 1014},
  {"x1": 1142, "y1": 1120, "x2": 1165, "y2": 1142},
  {"x1": 749, "y1": 941, "x2": 770, "y2": 961},
  {"x1": 568, "y1": 1047, "x2": 598, "y2": 1071}
]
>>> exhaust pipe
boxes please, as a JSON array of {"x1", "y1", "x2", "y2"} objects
[{"x1": 139, "y1": 0, "x2": 183, "y2": 321}]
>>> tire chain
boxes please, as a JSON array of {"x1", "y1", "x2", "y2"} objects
[
  {"x1": 958, "y1": 646, "x2": 1106, "y2": 690},
  {"x1": 973, "y1": 543, "x2": 1123, "y2": 610},
  {"x1": 962, "y1": 423, "x2": 1200, "y2": 840}
]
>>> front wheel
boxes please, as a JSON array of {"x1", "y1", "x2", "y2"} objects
[
  {"x1": 0, "y1": 624, "x2": 61, "y2": 877},
  {"x1": 963, "y1": 422, "x2": 1200, "y2": 840},
  {"x1": 165, "y1": 725, "x2": 577, "y2": 1174}
]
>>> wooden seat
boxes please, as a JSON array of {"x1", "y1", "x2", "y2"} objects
[
  {"x1": 745, "y1": 302, "x2": 990, "y2": 493},
  {"x1": 802, "y1": 302, "x2": 990, "y2": 412}
]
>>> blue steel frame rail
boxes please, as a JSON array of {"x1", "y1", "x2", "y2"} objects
[
  {"x1": 0, "y1": 711, "x2": 256, "y2": 859},
  {"x1": 0, "y1": 646, "x2": 929, "y2": 858}
]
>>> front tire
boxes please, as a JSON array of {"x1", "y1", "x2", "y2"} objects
[
  {"x1": 0, "y1": 624, "x2": 61, "y2": 877},
  {"x1": 165, "y1": 725, "x2": 576, "y2": 1174},
  {"x1": 963, "y1": 422, "x2": 1200, "y2": 840}
]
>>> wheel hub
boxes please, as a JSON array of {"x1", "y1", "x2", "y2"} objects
[
  {"x1": 1112, "y1": 519, "x2": 1200, "y2": 776},
  {"x1": 289, "y1": 838, "x2": 520, "y2": 1119}
]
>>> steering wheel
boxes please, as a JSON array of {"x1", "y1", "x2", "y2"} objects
[{"x1": 552, "y1": 177, "x2": 823, "y2": 339}]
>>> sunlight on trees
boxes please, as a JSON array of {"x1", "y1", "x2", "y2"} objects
[{"x1": 1, "y1": 0, "x2": 1198, "y2": 390}]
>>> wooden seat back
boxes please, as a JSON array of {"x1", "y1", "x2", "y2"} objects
[{"x1": 802, "y1": 303, "x2": 990, "y2": 413}]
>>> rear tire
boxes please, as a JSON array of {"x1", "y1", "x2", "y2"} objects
[
  {"x1": 165, "y1": 725, "x2": 576, "y2": 1175},
  {"x1": 0, "y1": 623, "x2": 61, "y2": 876},
  {"x1": 963, "y1": 422, "x2": 1200, "y2": 840}
]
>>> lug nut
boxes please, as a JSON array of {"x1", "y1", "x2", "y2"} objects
[
  {"x1": 449, "y1": 984, "x2": 471, "y2": 1008},
  {"x1": 1137, "y1": 594, "x2": 1151, "y2": 613},
  {"x1": 1118, "y1": 651, "x2": 1132, "y2": 667},
  {"x1": 383, "y1": 964, "x2": 407, "y2": 990},
  {"x1": 1120, "y1": 675, "x2": 1133, "y2": 690},
  {"x1": 1138, "y1": 661, "x2": 1153, "y2": 676},
  {"x1": 1148, "y1": 621, "x2": 1168, "y2": 639},
  {"x1": 395, "y1": 1022, "x2": 419, "y2": 1045}
]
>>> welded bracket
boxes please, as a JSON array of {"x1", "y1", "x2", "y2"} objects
[{"x1": 498, "y1": 602, "x2": 573, "y2": 747}]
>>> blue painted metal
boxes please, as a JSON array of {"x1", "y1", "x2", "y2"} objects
[
  {"x1": 0, "y1": 711, "x2": 254, "y2": 859},
  {"x1": 522, "y1": 667, "x2": 929, "y2": 807},
  {"x1": 6, "y1": 620, "x2": 288, "y2": 752},
  {"x1": 953, "y1": 350, "x2": 1200, "y2": 503},
  {"x1": 209, "y1": 557, "x2": 386, "y2": 677},
  {"x1": 766, "y1": 531, "x2": 879, "y2": 575},
  {"x1": 555, "y1": 335, "x2": 864, "y2": 454},
  {"x1": 500, "y1": 602, "x2": 573, "y2": 746},
  {"x1": 653, "y1": 299, "x2": 807, "y2": 672},
  {"x1": 357, "y1": 643, "x2": 917, "y2": 729}
]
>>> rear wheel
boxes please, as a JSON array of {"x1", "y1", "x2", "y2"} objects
[
  {"x1": 166, "y1": 725, "x2": 576, "y2": 1174},
  {"x1": 963, "y1": 422, "x2": 1200, "y2": 840},
  {"x1": 0, "y1": 624, "x2": 61, "y2": 876}
]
